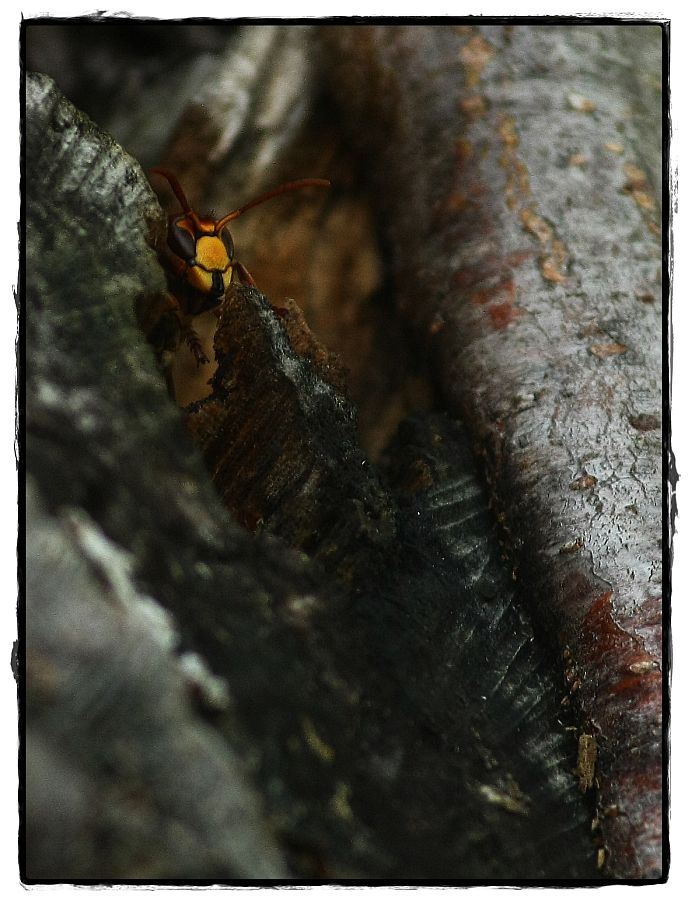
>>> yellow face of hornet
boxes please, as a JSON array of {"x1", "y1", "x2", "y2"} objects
[{"x1": 167, "y1": 214, "x2": 235, "y2": 302}]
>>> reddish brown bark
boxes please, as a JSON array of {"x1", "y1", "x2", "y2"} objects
[{"x1": 324, "y1": 23, "x2": 665, "y2": 879}]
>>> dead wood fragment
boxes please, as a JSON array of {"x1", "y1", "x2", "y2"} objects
[
  {"x1": 182, "y1": 287, "x2": 599, "y2": 876},
  {"x1": 184, "y1": 285, "x2": 395, "y2": 578}
]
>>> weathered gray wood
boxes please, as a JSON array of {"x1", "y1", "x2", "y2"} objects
[
  {"x1": 26, "y1": 478, "x2": 289, "y2": 880},
  {"x1": 24, "y1": 70, "x2": 292, "y2": 880}
]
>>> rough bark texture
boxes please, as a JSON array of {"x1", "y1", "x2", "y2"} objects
[
  {"x1": 184, "y1": 289, "x2": 394, "y2": 578},
  {"x1": 23, "y1": 20, "x2": 666, "y2": 884},
  {"x1": 24, "y1": 67, "x2": 603, "y2": 882},
  {"x1": 323, "y1": 23, "x2": 665, "y2": 879}
]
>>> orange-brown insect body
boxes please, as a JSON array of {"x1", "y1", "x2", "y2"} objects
[{"x1": 146, "y1": 168, "x2": 330, "y2": 391}]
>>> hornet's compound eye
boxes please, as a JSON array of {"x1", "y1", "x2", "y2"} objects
[
  {"x1": 168, "y1": 219, "x2": 197, "y2": 261},
  {"x1": 220, "y1": 227, "x2": 234, "y2": 261}
]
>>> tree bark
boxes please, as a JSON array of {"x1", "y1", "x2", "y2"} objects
[
  {"x1": 323, "y1": 23, "x2": 665, "y2": 879},
  {"x1": 24, "y1": 65, "x2": 602, "y2": 881}
]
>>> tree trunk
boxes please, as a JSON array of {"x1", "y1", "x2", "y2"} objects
[
  {"x1": 23, "y1": 19, "x2": 665, "y2": 883},
  {"x1": 323, "y1": 23, "x2": 665, "y2": 879}
]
